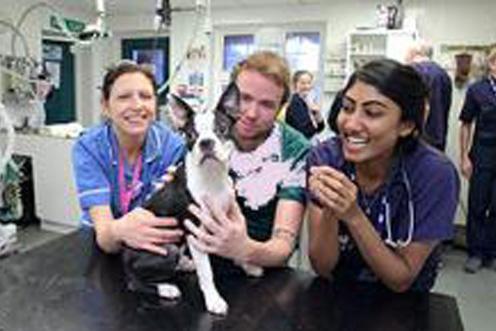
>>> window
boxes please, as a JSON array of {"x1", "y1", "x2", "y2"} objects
[
  {"x1": 131, "y1": 49, "x2": 166, "y2": 85},
  {"x1": 223, "y1": 34, "x2": 255, "y2": 72},
  {"x1": 285, "y1": 32, "x2": 321, "y2": 72},
  {"x1": 122, "y1": 37, "x2": 169, "y2": 103},
  {"x1": 215, "y1": 27, "x2": 324, "y2": 104}
]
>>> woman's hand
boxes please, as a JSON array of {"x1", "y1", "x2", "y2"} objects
[
  {"x1": 113, "y1": 207, "x2": 183, "y2": 256},
  {"x1": 306, "y1": 101, "x2": 323, "y2": 126},
  {"x1": 309, "y1": 166, "x2": 361, "y2": 223},
  {"x1": 309, "y1": 102, "x2": 322, "y2": 118},
  {"x1": 185, "y1": 195, "x2": 250, "y2": 262},
  {"x1": 460, "y1": 154, "x2": 472, "y2": 179}
]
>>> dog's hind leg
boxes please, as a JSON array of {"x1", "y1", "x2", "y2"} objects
[
  {"x1": 157, "y1": 283, "x2": 181, "y2": 299},
  {"x1": 187, "y1": 237, "x2": 228, "y2": 315},
  {"x1": 239, "y1": 262, "x2": 264, "y2": 277}
]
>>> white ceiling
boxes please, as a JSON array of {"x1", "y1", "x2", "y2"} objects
[{"x1": 56, "y1": 0, "x2": 326, "y2": 15}]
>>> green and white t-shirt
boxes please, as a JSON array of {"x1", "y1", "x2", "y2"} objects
[{"x1": 229, "y1": 122, "x2": 310, "y2": 242}]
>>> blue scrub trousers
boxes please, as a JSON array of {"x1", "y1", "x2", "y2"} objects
[{"x1": 466, "y1": 163, "x2": 496, "y2": 259}]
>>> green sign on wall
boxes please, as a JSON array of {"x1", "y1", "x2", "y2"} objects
[{"x1": 49, "y1": 16, "x2": 86, "y2": 34}]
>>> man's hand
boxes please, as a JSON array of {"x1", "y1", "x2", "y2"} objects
[
  {"x1": 185, "y1": 196, "x2": 251, "y2": 262},
  {"x1": 113, "y1": 207, "x2": 183, "y2": 256}
]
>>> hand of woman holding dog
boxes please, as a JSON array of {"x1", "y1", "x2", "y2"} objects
[
  {"x1": 113, "y1": 207, "x2": 184, "y2": 256},
  {"x1": 185, "y1": 196, "x2": 250, "y2": 261}
]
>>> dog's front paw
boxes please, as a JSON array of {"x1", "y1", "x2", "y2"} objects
[
  {"x1": 157, "y1": 283, "x2": 182, "y2": 299},
  {"x1": 205, "y1": 292, "x2": 228, "y2": 315},
  {"x1": 176, "y1": 254, "x2": 196, "y2": 272}
]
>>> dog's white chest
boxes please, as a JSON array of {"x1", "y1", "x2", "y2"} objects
[{"x1": 187, "y1": 173, "x2": 233, "y2": 211}]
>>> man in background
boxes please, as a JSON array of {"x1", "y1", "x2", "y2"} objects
[
  {"x1": 406, "y1": 40, "x2": 452, "y2": 151},
  {"x1": 459, "y1": 48, "x2": 496, "y2": 273}
]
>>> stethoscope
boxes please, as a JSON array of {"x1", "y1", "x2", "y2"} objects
[
  {"x1": 348, "y1": 162, "x2": 415, "y2": 248},
  {"x1": 383, "y1": 168, "x2": 415, "y2": 248}
]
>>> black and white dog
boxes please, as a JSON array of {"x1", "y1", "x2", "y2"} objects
[{"x1": 122, "y1": 83, "x2": 262, "y2": 315}]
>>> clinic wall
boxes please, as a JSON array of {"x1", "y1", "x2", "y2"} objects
[
  {"x1": 414, "y1": 0, "x2": 496, "y2": 45},
  {"x1": 0, "y1": 0, "x2": 44, "y2": 59},
  {"x1": 0, "y1": 0, "x2": 93, "y2": 59},
  {"x1": 0, "y1": 0, "x2": 38, "y2": 106},
  {"x1": 0, "y1": 0, "x2": 92, "y2": 121}
]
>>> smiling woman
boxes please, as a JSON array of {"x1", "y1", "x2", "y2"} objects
[
  {"x1": 306, "y1": 59, "x2": 460, "y2": 293},
  {"x1": 72, "y1": 60, "x2": 186, "y2": 256}
]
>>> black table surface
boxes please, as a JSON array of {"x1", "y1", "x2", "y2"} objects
[{"x1": 0, "y1": 230, "x2": 464, "y2": 331}]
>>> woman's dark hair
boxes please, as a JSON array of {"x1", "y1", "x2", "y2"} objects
[
  {"x1": 101, "y1": 60, "x2": 157, "y2": 101},
  {"x1": 341, "y1": 59, "x2": 428, "y2": 152},
  {"x1": 292, "y1": 70, "x2": 313, "y2": 88}
]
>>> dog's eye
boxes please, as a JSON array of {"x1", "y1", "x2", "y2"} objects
[
  {"x1": 214, "y1": 113, "x2": 232, "y2": 139},
  {"x1": 215, "y1": 123, "x2": 229, "y2": 138}
]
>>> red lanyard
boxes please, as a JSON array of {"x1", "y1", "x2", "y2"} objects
[{"x1": 118, "y1": 151, "x2": 142, "y2": 214}]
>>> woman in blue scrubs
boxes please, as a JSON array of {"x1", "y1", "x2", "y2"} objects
[
  {"x1": 307, "y1": 59, "x2": 459, "y2": 292},
  {"x1": 72, "y1": 61, "x2": 185, "y2": 255}
]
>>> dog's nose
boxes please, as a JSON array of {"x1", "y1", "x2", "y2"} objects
[{"x1": 199, "y1": 138, "x2": 215, "y2": 152}]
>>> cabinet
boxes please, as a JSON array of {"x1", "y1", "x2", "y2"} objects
[
  {"x1": 13, "y1": 133, "x2": 79, "y2": 233},
  {"x1": 346, "y1": 29, "x2": 416, "y2": 76},
  {"x1": 323, "y1": 54, "x2": 347, "y2": 95}
]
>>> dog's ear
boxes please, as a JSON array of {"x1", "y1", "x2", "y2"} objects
[
  {"x1": 214, "y1": 82, "x2": 240, "y2": 139},
  {"x1": 216, "y1": 82, "x2": 240, "y2": 118},
  {"x1": 167, "y1": 94, "x2": 195, "y2": 130},
  {"x1": 167, "y1": 94, "x2": 198, "y2": 148}
]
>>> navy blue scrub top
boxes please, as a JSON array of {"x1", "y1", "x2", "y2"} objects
[{"x1": 459, "y1": 76, "x2": 496, "y2": 167}]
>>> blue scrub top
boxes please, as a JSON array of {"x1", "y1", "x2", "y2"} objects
[
  {"x1": 72, "y1": 121, "x2": 186, "y2": 226},
  {"x1": 412, "y1": 61, "x2": 452, "y2": 151}
]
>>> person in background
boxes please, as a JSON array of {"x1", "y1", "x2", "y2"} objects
[
  {"x1": 185, "y1": 51, "x2": 310, "y2": 274},
  {"x1": 405, "y1": 40, "x2": 452, "y2": 152},
  {"x1": 285, "y1": 70, "x2": 325, "y2": 140},
  {"x1": 307, "y1": 59, "x2": 459, "y2": 292},
  {"x1": 459, "y1": 48, "x2": 496, "y2": 273},
  {"x1": 72, "y1": 60, "x2": 185, "y2": 255}
]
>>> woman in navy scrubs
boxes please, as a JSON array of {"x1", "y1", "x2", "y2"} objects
[
  {"x1": 285, "y1": 70, "x2": 325, "y2": 140},
  {"x1": 307, "y1": 59, "x2": 459, "y2": 292}
]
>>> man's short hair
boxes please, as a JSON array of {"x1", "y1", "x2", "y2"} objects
[
  {"x1": 406, "y1": 40, "x2": 433, "y2": 62},
  {"x1": 235, "y1": 51, "x2": 291, "y2": 105}
]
